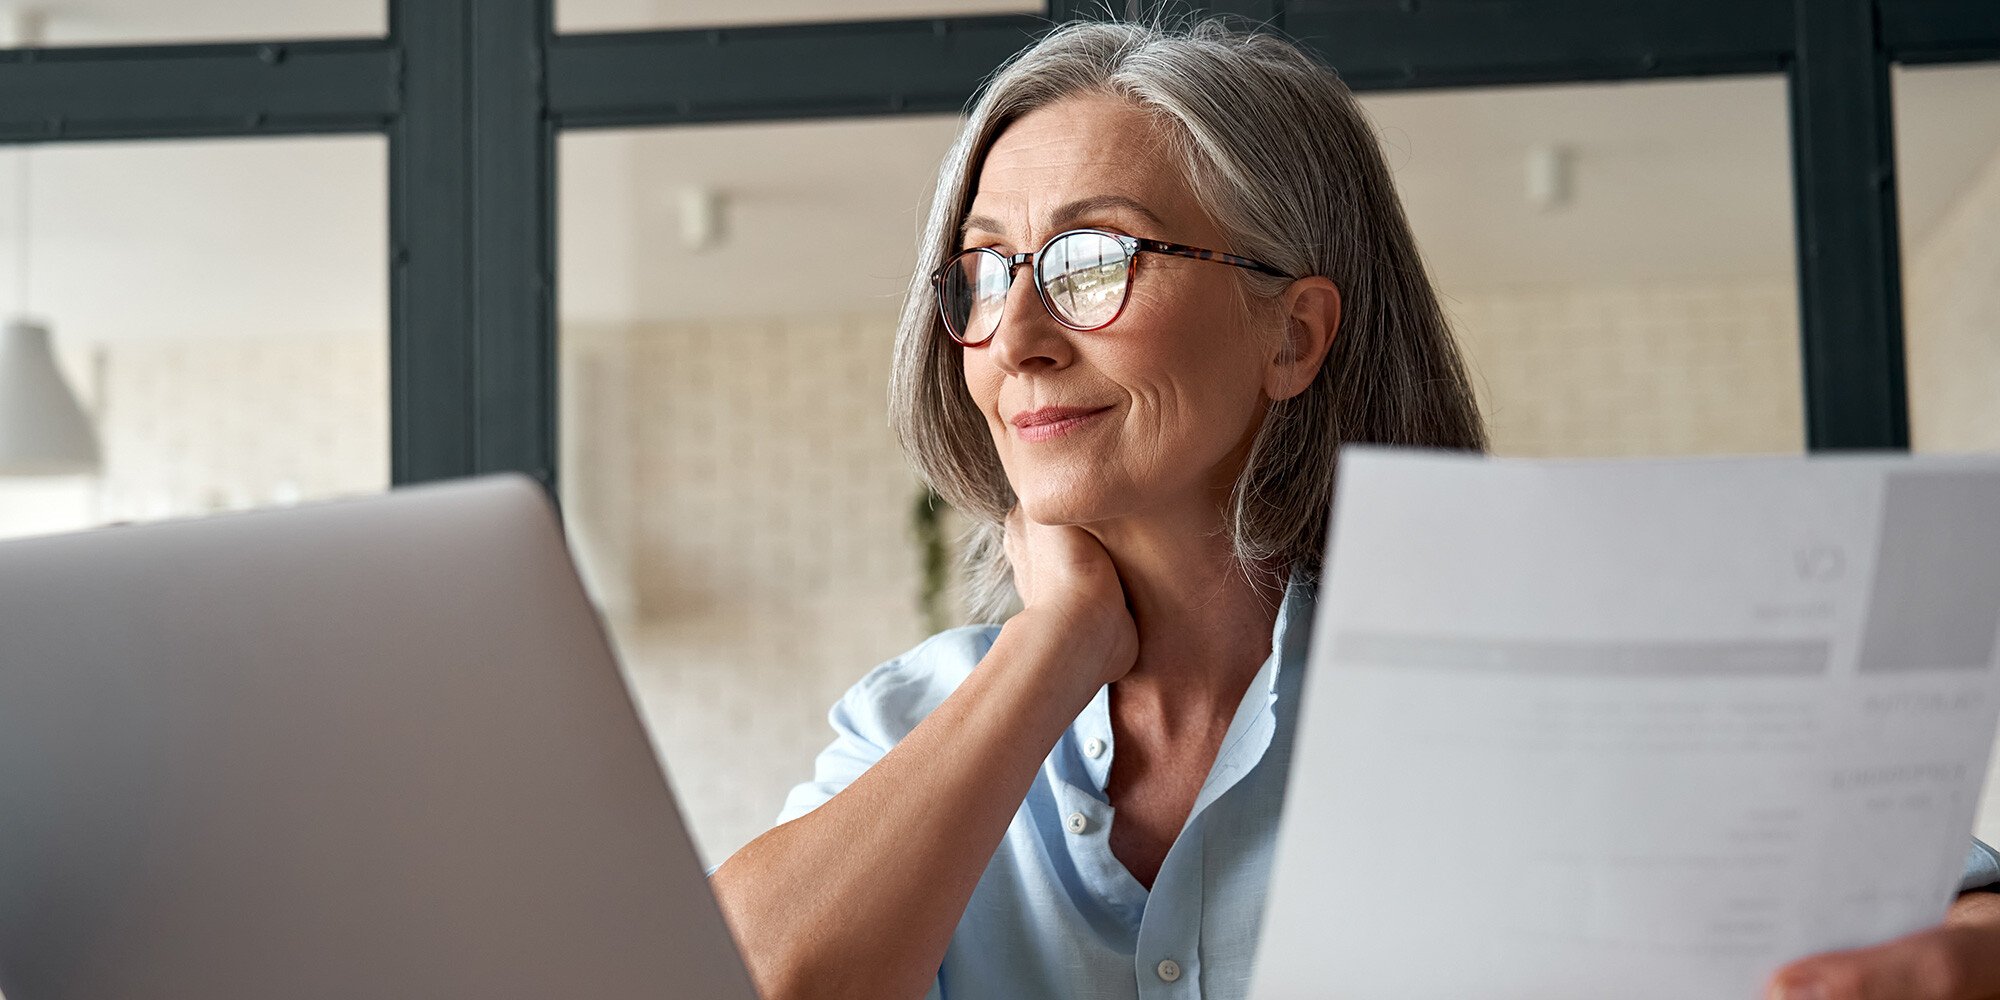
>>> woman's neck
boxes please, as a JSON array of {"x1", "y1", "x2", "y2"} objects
[{"x1": 1084, "y1": 501, "x2": 1285, "y2": 729}]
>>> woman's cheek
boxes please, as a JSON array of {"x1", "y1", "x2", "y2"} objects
[{"x1": 961, "y1": 369, "x2": 1001, "y2": 425}]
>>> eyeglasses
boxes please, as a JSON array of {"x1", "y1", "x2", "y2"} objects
[{"x1": 931, "y1": 227, "x2": 1292, "y2": 347}]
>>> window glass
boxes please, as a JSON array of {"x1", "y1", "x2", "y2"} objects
[
  {"x1": 560, "y1": 0, "x2": 1039, "y2": 34},
  {"x1": 1893, "y1": 62, "x2": 2000, "y2": 456},
  {"x1": 1361, "y1": 75, "x2": 1804, "y2": 457},
  {"x1": 4, "y1": 0, "x2": 383, "y2": 46},
  {"x1": 559, "y1": 117, "x2": 965, "y2": 863},
  {"x1": 0, "y1": 136, "x2": 388, "y2": 541}
]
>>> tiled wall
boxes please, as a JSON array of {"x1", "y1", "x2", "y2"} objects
[
  {"x1": 95, "y1": 333, "x2": 389, "y2": 520},
  {"x1": 0, "y1": 332, "x2": 387, "y2": 536},
  {"x1": 1451, "y1": 279, "x2": 1804, "y2": 458},
  {"x1": 1908, "y1": 142, "x2": 2000, "y2": 454},
  {"x1": 560, "y1": 317, "x2": 936, "y2": 864}
]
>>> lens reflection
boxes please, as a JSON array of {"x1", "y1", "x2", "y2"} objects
[
  {"x1": 938, "y1": 231, "x2": 1132, "y2": 345},
  {"x1": 943, "y1": 249, "x2": 1009, "y2": 345},
  {"x1": 1040, "y1": 232, "x2": 1127, "y2": 329}
]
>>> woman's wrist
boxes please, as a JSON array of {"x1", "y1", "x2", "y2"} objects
[{"x1": 999, "y1": 606, "x2": 1128, "y2": 700}]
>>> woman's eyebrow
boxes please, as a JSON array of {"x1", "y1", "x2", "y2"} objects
[
  {"x1": 958, "y1": 194, "x2": 1169, "y2": 243},
  {"x1": 958, "y1": 213, "x2": 1005, "y2": 241},
  {"x1": 1049, "y1": 194, "x2": 1169, "y2": 233}
]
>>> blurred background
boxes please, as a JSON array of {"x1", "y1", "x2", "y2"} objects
[{"x1": 1, "y1": 1, "x2": 1996, "y2": 868}]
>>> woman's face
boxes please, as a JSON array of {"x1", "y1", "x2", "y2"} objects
[{"x1": 959, "y1": 93, "x2": 1280, "y2": 529}]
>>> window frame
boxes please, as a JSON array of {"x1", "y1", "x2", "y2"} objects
[{"x1": 0, "y1": 0, "x2": 1992, "y2": 493}]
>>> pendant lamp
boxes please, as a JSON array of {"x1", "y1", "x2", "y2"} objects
[
  {"x1": 0, "y1": 317, "x2": 101, "y2": 475},
  {"x1": 1, "y1": 120, "x2": 101, "y2": 476}
]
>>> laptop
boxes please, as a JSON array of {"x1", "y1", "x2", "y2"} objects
[{"x1": 0, "y1": 475, "x2": 760, "y2": 1000}]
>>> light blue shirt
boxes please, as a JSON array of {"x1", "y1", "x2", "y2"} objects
[{"x1": 775, "y1": 575, "x2": 2000, "y2": 1000}]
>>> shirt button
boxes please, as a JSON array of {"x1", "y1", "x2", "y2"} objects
[
  {"x1": 1083, "y1": 737, "x2": 1106, "y2": 759},
  {"x1": 1156, "y1": 959, "x2": 1182, "y2": 983},
  {"x1": 1065, "y1": 812, "x2": 1089, "y2": 835}
]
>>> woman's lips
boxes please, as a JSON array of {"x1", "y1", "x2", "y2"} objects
[{"x1": 1012, "y1": 405, "x2": 1112, "y2": 443}]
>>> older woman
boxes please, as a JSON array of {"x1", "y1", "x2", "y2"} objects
[{"x1": 709, "y1": 18, "x2": 2000, "y2": 1000}]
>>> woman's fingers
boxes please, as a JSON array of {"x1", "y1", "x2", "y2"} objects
[
  {"x1": 1765, "y1": 893, "x2": 2000, "y2": 1000},
  {"x1": 993, "y1": 507, "x2": 1136, "y2": 683},
  {"x1": 1002, "y1": 509, "x2": 1123, "y2": 609}
]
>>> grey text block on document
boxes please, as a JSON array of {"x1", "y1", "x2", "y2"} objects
[
  {"x1": 1857, "y1": 471, "x2": 2000, "y2": 673},
  {"x1": 1330, "y1": 634, "x2": 1832, "y2": 677}
]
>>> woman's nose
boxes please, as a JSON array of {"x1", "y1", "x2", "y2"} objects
[{"x1": 987, "y1": 266, "x2": 1074, "y2": 375}]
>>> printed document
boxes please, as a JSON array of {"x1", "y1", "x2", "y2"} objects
[{"x1": 1253, "y1": 449, "x2": 2000, "y2": 1000}]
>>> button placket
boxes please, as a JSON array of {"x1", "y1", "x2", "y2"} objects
[
  {"x1": 1073, "y1": 682, "x2": 1114, "y2": 791},
  {"x1": 1052, "y1": 779, "x2": 1112, "y2": 842},
  {"x1": 1047, "y1": 773, "x2": 1145, "y2": 923},
  {"x1": 1132, "y1": 808, "x2": 1207, "y2": 997}
]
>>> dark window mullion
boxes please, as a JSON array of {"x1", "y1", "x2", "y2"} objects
[
  {"x1": 390, "y1": 0, "x2": 475, "y2": 484},
  {"x1": 1285, "y1": 0, "x2": 1792, "y2": 91},
  {"x1": 547, "y1": 16, "x2": 1047, "y2": 129},
  {"x1": 1788, "y1": 0, "x2": 1909, "y2": 451},
  {"x1": 390, "y1": 0, "x2": 555, "y2": 489},
  {"x1": 1880, "y1": 0, "x2": 2000, "y2": 65},
  {"x1": 469, "y1": 0, "x2": 556, "y2": 489},
  {"x1": 0, "y1": 40, "x2": 395, "y2": 142}
]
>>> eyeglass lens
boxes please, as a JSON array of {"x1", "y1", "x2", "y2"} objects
[{"x1": 940, "y1": 231, "x2": 1131, "y2": 345}]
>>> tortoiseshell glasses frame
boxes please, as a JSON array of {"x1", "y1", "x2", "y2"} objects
[{"x1": 931, "y1": 227, "x2": 1294, "y2": 347}]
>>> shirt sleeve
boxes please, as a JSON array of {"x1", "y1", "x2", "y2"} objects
[
  {"x1": 773, "y1": 678, "x2": 897, "y2": 825},
  {"x1": 1964, "y1": 838, "x2": 2000, "y2": 893},
  {"x1": 775, "y1": 625, "x2": 997, "y2": 826},
  {"x1": 703, "y1": 674, "x2": 901, "y2": 876}
]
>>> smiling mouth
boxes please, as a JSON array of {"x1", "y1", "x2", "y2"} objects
[{"x1": 1013, "y1": 406, "x2": 1112, "y2": 442}]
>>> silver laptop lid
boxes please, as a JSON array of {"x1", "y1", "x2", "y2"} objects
[{"x1": 0, "y1": 475, "x2": 758, "y2": 1000}]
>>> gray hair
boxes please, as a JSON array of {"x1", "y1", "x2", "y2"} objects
[{"x1": 889, "y1": 15, "x2": 1488, "y2": 623}]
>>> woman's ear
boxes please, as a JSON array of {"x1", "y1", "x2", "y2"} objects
[{"x1": 1264, "y1": 276, "x2": 1340, "y2": 401}]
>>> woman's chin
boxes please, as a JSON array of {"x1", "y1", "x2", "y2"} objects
[
  {"x1": 1015, "y1": 490, "x2": 1121, "y2": 528},
  {"x1": 1006, "y1": 462, "x2": 1141, "y2": 526}
]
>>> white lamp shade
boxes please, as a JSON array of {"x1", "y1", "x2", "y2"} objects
[{"x1": 0, "y1": 318, "x2": 101, "y2": 476}]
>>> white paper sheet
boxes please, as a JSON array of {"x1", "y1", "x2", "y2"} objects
[{"x1": 1252, "y1": 449, "x2": 2000, "y2": 1000}]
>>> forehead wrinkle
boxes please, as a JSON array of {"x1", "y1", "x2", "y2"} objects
[
  {"x1": 960, "y1": 193, "x2": 1171, "y2": 245},
  {"x1": 958, "y1": 97, "x2": 1200, "y2": 246}
]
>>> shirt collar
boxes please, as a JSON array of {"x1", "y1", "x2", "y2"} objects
[
  {"x1": 1068, "y1": 568, "x2": 1315, "y2": 805},
  {"x1": 1190, "y1": 568, "x2": 1313, "y2": 814}
]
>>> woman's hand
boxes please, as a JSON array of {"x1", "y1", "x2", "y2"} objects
[
  {"x1": 1765, "y1": 892, "x2": 2000, "y2": 1000},
  {"x1": 1001, "y1": 506, "x2": 1138, "y2": 688},
  {"x1": 714, "y1": 510, "x2": 1148, "y2": 1000}
]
